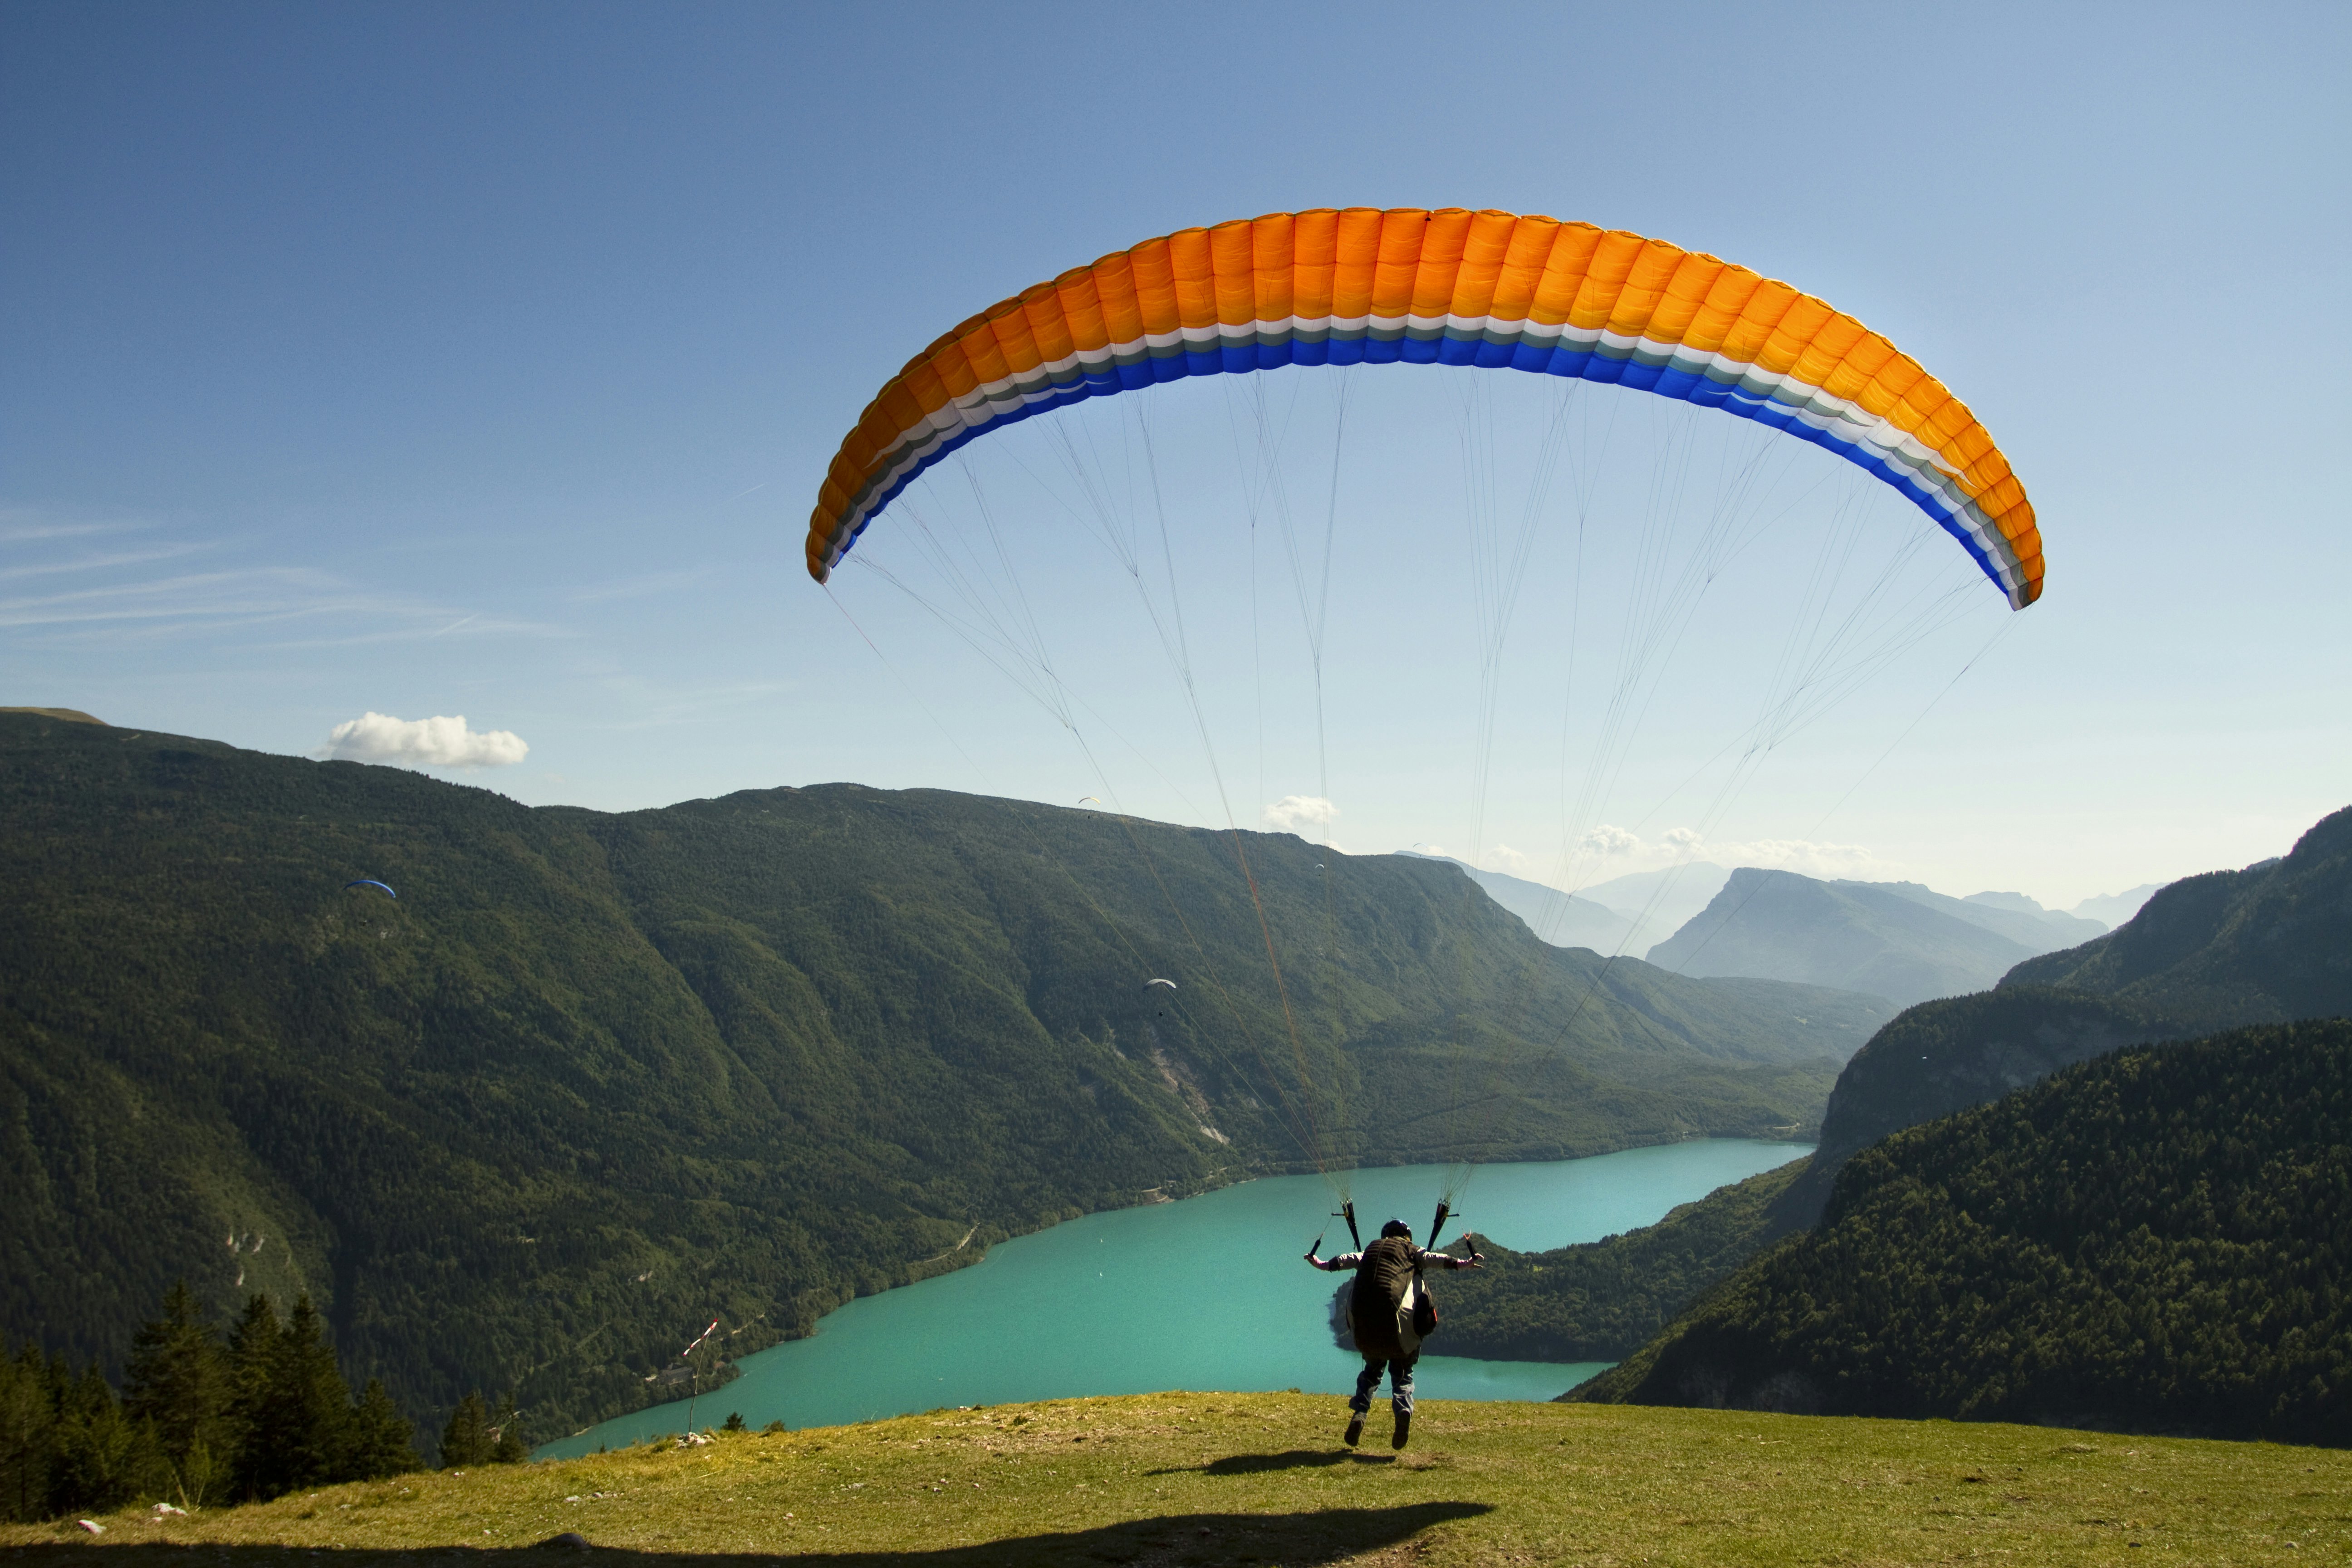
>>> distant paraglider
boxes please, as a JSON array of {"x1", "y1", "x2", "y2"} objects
[
  {"x1": 1143, "y1": 976, "x2": 1177, "y2": 1016},
  {"x1": 344, "y1": 880, "x2": 398, "y2": 899}
]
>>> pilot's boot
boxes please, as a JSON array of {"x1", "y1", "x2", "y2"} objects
[
  {"x1": 1343, "y1": 1413, "x2": 1364, "y2": 1447},
  {"x1": 1391, "y1": 1411, "x2": 1411, "y2": 1450}
]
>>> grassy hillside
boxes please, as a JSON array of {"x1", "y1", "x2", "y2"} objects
[
  {"x1": 1573, "y1": 1021, "x2": 2352, "y2": 1444},
  {"x1": 0, "y1": 713, "x2": 1883, "y2": 1445},
  {"x1": 4, "y1": 1393, "x2": 2339, "y2": 1565}
]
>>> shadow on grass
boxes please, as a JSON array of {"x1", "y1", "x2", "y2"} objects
[
  {"x1": 1146, "y1": 1448, "x2": 1400, "y2": 1476},
  {"x1": 4, "y1": 1504, "x2": 1492, "y2": 1566}
]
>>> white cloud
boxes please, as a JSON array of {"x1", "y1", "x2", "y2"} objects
[
  {"x1": 1579, "y1": 823, "x2": 1641, "y2": 858},
  {"x1": 1569, "y1": 824, "x2": 1892, "y2": 881},
  {"x1": 320, "y1": 712, "x2": 529, "y2": 769},
  {"x1": 1724, "y1": 837, "x2": 1888, "y2": 878},
  {"x1": 1262, "y1": 794, "x2": 1338, "y2": 834},
  {"x1": 1483, "y1": 843, "x2": 1537, "y2": 876}
]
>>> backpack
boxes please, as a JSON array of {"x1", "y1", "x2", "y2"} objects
[{"x1": 1348, "y1": 1236, "x2": 1435, "y2": 1357}]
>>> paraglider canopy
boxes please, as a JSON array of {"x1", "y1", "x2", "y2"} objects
[
  {"x1": 804, "y1": 206, "x2": 2042, "y2": 608},
  {"x1": 344, "y1": 879, "x2": 397, "y2": 899},
  {"x1": 1142, "y1": 977, "x2": 1177, "y2": 991}
]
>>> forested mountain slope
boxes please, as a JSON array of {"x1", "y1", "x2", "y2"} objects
[
  {"x1": 1572, "y1": 1021, "x2": 2352, "y2": 1445},
  {"x1": 1437, "y1": 1158, "x2": 1809, "y2": 1363},
  {"x1": 2004, "y1": 804, "x2": 2352, "y2": 1027},
  {"x1": 1771, "y1": 804, "x2": 2352, "y2": 1225},
  {"x1": 0, "y1": 714, "x2": 1881, "y2": 1442},
  {"x1": 1443, "y1": 806, "x2": 2352, "y2": 1373}
]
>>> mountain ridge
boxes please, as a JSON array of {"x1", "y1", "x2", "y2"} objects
[
  {"x1": 1436, "y1": 803, "x2": 2352, "y2": 1380},
  {"x1": 1397, "y1": 853, "x2": 1638, "y2": 953},
  {"x1": 1645, "y1": 868, "x2": 2046, "y2": 1007},
  {"x1": 0, "y1": 712, "x2": 1885, "y2": 1441}
]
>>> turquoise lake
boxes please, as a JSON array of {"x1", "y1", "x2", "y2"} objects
[{"x1": 538, "y1": 1139, "x2": 1807, "y2": 1456}]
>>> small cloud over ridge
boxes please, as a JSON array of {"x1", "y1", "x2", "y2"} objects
[
  {"x1": 321, "y1": 712, "x2": 528, "y2": 769},
  {"x1": 1578, "y1": 822, "x2": 1889, "y2": 880},
  {"x1": 1262, "y1": 795, "x2": 1338, "y2": 835}
]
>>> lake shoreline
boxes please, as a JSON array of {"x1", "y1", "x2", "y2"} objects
[{"x1": 540, "y1": 1139, "x2": 1813, "y2": 1456}]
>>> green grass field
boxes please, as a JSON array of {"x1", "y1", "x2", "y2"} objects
[{"x1": 5, "y1": 1393, "x2": 2342, "y2": 1565}]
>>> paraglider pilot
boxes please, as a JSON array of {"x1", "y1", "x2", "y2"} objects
[{"x1": 1307, "y1": 1219, "x2": 1481, "y2": 1450}]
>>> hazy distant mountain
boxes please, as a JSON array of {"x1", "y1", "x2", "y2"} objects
[
  {"x1": 1875, "y1": 882, "x2": 2109, "y2": 946},
  {"x1": 2069, "y1": 882, "x2": 2161, "y2": 927},
  {"x1": 1578, "y1": 863, "x2": 1733, "y2": 952},
  {"x1": 1397, "y1": 854, "x2": 1639, "y2": 952},
  {"x1": 1644, "y1": 870, "x2": 2053, "y2": 1008}
]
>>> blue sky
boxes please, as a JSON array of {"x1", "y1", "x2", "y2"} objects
[{"x1": 5, "y1": 1, "x2": 2346, "y2": 910}]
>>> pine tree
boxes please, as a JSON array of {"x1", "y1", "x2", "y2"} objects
[
  {"x1": 46, "y1": 1362, "x2": 156, "y2": 1519},
  {"x1": 248, "y1": 1294, "x2": 354, "y2": 1498},
  {"x1": 438, "y1": 1393, "x2": 493, "y2": 1469},
  {"x1": 123, "y1": 1281, "x2": 233, "y2": 1507},
  {"x1": 345, "y1": 1381, "x2": 420, "y2": 1480},
  {"x1": 223, "y1": 1295, "x2": 281, "y2": 1501},
  {"x1": 0, "y1": 1344, "x2": 56, "y2": 1524}
]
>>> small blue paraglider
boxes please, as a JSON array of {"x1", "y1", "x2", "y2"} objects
[{"x1": 344, "y1": 879, "x2": 397, "y2": 899}]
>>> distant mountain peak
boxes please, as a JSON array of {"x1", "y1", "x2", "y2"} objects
[
  {"x1": 1646, "y1": 867, "x2": 2102, "y2": 1009},
  {"x1": 1961, "y1": 890, "x2": 2047, "y2": 914},
  {"x1": 2069, "y1": 882, "x2": 2162, "y2": 926}
]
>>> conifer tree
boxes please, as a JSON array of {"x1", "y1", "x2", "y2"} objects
[
  {"x1": 0, "y1": 1345, "x2": 55, "y2": 1524},
  {"x1": 123, "y1": 1281, "x2": 232, "y2": 1507},
  {"x1": 224, "y1": 1295, "x2": 282, "y2": 1501},
  {"x1": 346, "y1": 1381, "x2": 420, "y2": 1480},
  {"x1": 45, "y1": 1363, "x2": 153, "y2": 1519},
  {"x1": 1, "y1": 1284, "x2": 423, "y2": 1520},
  {"x1": 246, "y1": 1294, "x2": 355, "y2": 1498},
  {"x1": 438, "y1": 1393, "x2": 493, "y2": 1469}
]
